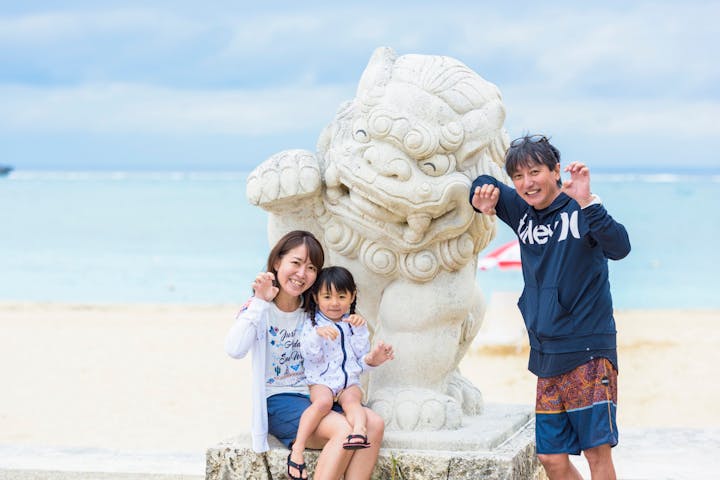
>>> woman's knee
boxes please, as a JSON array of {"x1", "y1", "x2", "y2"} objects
[
  {"x1": 308, "y1": 411, "x2": 352, "y2": 448},
  {"x1": 365, "y1": 409, "x2": 385, "y2": 438}
]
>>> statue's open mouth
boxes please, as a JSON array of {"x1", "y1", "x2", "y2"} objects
[
  {"x1": 326, "y1": 179, "x2": 469, "y2": 246},
  {"x1": 348, "y1": 189, "x2": 405, "y2": 223}
]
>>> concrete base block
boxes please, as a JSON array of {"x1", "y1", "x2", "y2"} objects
[
  {"x1": 0, "y1": 471, "x2": 202, "y2": 480},
  {"x1": 206, "y1": 403, "x2": 546, "y2": 480}
]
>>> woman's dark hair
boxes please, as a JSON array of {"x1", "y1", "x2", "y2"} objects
[
  {"x1": 266, "y1": 230, "x2": 324, "y2": 308},
  {"x1": 505, "y1": 134, "x2": 562, "y2": 187},
  {"x1": 307, "y1": 266, "x2": 358, "y2": 325}
]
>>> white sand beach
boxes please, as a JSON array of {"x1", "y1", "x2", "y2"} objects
[{"x1": 1, "y1": 303, "x2": 719, "y2": 476}]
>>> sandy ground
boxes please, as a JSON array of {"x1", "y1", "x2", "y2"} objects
[{"x1": 1, "y1": 302, "x2": 718, "y2": 458}]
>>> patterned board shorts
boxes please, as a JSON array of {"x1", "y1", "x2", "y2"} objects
[{"x1": 535, "y1": 357, "x2": 618, "y2": 455}]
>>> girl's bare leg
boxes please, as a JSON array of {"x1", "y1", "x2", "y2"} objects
[
  {"x1": 290, "y1": 385, "x2": 333, "y2": 478},
  {"x1": 337, "y1": 386, "x2": 367, "y2": 442},
  {"x1": 344, "y1": 407, "x2": 385, "y2": 480},
  {"x1": 303, "y1": 399, "x2": 386, "y2": 480}
]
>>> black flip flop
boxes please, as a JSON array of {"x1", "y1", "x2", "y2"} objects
[
  {"x1": 342, "y1": 434, "x2": 371, "y2": 450},
  {"x1": 287, "y1": 452, "x2": 307, "y2": 479}
]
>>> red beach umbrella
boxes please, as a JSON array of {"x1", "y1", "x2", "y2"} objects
[{"x1": 478, "y1": 239, "x2": 521, "y2": 271}]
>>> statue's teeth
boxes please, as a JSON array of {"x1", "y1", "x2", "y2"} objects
[{"x1": 407, "y1": 213, "x2": 431, "y2": 233}]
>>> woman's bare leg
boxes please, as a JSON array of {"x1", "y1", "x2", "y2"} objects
[
  {"x1": 303, "y1": 404, "x2": 385, "y2": 480},
  {"x1": 344, "y1": 407, "x2": 385, "y2": 480},
  {"x1": 306, "y1": 410, "x2": 354, "y2": 480},
  {"x1": 290, "y1": 385, "x2": 333, "y2": 478}
]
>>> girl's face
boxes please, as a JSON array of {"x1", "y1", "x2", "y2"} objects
[
  {"x1": 273, "y1": 244, "x2": 318, "y2": 301},
  {"x1": 314, "y1": 284, "x2": 356, "y2": 322}
]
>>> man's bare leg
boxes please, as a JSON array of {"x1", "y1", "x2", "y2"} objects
[
  {"x1": 584, "y1": 444, "x2": 616, "y2": 480},
  {"x1": 537, "y1": 453, "x2": 584, "y2": 480}
]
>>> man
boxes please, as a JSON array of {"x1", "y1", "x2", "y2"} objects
[{"x1": 470, "y1": 134, "x2": 630, "y2": 479}]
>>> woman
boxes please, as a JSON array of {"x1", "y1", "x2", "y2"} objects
[{"x1": 225, "y1": 230, "x2": 386, "y2": 480}]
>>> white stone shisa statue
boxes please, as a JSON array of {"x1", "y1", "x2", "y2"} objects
[{"x1": 246, "y1": 46, "x2": 510, "y2": 431}]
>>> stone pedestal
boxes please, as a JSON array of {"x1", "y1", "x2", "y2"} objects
[{"x1": 206, "y1": 404, "x2": 546, "y2": 480}]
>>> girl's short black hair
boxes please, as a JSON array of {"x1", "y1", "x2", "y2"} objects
[
  {"x1": 307, "y1": 266, "x2": 358, "y2": 324},
  {"x1": 505, "y1": 134, "x2": 562, "y2": 187}
]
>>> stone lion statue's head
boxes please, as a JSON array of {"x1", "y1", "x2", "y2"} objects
[{"x1": 316, "y1": 47, "x2": 509, "y2": 265}]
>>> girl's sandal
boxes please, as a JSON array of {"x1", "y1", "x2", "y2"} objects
[{"x1": 342, "y1": 434, "x2": 371, "y2": 450}]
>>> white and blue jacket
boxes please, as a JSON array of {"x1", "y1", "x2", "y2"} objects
[{"x1": 300, "y1": 312, "x2": 373, "y2": 395}]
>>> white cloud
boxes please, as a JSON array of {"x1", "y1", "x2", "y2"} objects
[
  {"x1": 504, "y1": 91, "x2": 720, "y2": 138},
  {"x1": 2, "y1": 80, "x2": 717, "y2": 141},
  {"x1": 452, "y1": 2, "x2": 719, "y2": 92},
  {"x1": 4, "y1": 3, "x2": 717, "y2": 94},
  {"x1": 0, "y1": 83, "x2": 353, "y2": 135},
  {"x1": 0, "y1": 9, "x2": 203, "y2": 44},
  {"x1": 214, "y1": 12, "x2": 325, "y2": 59},
  {"x1": 2, "y1": 1, "x2": 718, "y2": 170}
]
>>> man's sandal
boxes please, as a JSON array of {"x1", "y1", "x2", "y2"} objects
[
  {"x1": 342, "y1": 434, "x2": 371, "y2": 450},
  {"x1": 286, "y1": 452, "x2": 307, "y2": 480}
]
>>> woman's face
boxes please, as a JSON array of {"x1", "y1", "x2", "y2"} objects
[{"x1": 273, "y1": 244, "x2": 318, "y2": 299}]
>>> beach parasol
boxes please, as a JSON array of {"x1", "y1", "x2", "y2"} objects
[{"x1": 477, "y1": 239, "x2": 521, "y2": 271}]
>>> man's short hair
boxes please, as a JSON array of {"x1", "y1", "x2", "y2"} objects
[{"x1": 505, "y1": 134, "x2": 562, "y2": 187}]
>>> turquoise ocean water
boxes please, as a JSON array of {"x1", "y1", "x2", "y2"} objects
[{"x1": 1, "y1": 170, "x2": 719, "y2": 309}]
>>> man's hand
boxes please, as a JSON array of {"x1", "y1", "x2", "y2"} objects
[
  {"x1": 561, "y1": 161, "x2": 594, "y2": 207},
  {"x1": 316, "y1": 325, "x2": 339, "y2": 341},
  {"x1": 344, "y1": 314, "x2": 366, "y2": 327},
  {"x1": 471, "y1": 184, "x2": 500, "y2": 216}
]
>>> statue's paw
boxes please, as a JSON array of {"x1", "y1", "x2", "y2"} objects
[
  {"x1": 246, "y1": 149, "x2": 322, "y2": 207},
  {"x1": 446, "y1": 371, "x2": 484, "y2": 416},
  {"x1": 369, "y1": 387, "x2": 463, "y2": 431}
]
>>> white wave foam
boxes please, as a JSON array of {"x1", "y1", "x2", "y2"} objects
[
  {"x1": 593, "y1": 172, "x2": 720, "y2": 183},
  {"x1": 5, "y1": 171, "x2": 249, "y2": 181}
]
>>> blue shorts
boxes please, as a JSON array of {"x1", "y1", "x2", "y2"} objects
[
  {"x1": 266, "y1": 393, "x2": 344, "y2": 448},
  {"x1": 535, "y1": 358, "x2": 618, "y2": 455}
]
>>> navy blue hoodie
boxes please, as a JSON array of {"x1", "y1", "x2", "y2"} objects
[{"x1": 470, "y1": 175, "x2": 631, "y2": 376}]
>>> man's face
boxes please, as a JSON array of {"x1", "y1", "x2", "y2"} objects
[{"x1": 510, "y1": 161, "x2": 561, "y2": 210}]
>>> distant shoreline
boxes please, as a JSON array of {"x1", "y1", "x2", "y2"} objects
[
  {"x1": 4, "y1": 167, "x2": 720, "y2": 177},
  {"x1": 1, "y1": 301, "x2": 718, "y2": 313}
]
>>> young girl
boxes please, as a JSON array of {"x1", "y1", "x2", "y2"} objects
[
  {"x1": 289, "y1": 266, "x2": 395, "y2": 476},
  {"x1": 225, "y1": 232, "x2": 388, "y2": 480}
]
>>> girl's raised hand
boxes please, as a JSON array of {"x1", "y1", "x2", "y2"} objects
[
  {"x1": 345, "y1": 313, "x2": 366, "y2": 327},
  {"x1": 316, "y1": 325, "x2": 339, "y2": 341},
  {"x1": 365, "y1": 340, "x2": 394, "y2": 367}
]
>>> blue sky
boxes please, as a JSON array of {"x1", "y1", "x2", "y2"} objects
[{"x1": 1, "y1": 1, "x2": 718, "y2": 171}]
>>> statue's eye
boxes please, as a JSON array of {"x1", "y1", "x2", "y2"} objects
[
  {"x1": 421, "y1": 162, "x2": 437, "y2": 173},
  {"x1": 420, "y1": 161, "x2": 441, "y2": 177},
  {"x1": 419, "y1": 154, "x2": 452, "y2": 177},
  {"x1": 354, "y1": 129, "x2": 370, "y2": 143}
]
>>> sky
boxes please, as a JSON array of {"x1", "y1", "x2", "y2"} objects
[{"x1": 1, "y1": 1, "x2": 718, "y2": 172}]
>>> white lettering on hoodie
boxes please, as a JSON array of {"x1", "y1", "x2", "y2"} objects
[{"x1": 517, "y1": 210, "x2": 580, "y2": 244}]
